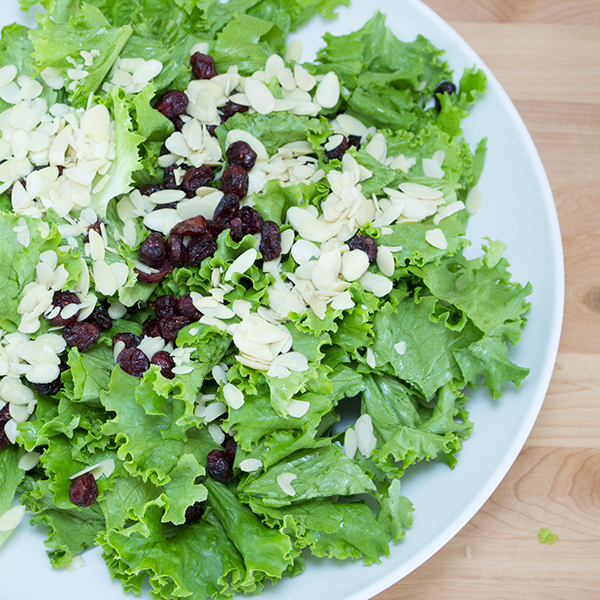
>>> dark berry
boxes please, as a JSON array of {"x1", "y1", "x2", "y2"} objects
[
  {"x1": 163, "y1": 164, "x2": 186, "y2": 189},
  {"x1": 118, "y1": 346, "x2": 150, "y2": 377},
  {"x1": 158, "y1": 316, "x2": 192, "y2": 343},
  {"x1": 224, "y1": 437, "x2": 237, "y2": 463},
  {"x1": 166, "y1": 234, "x2": 184, "y2": 266},
  {"x1": 259, "y1": 220, "x2": 282, "y2": 261},
  {"x1": 69, "y1": 472, "x2": 99, "y2": 507},
  {"x1": 151, "y1": 350, "x2": 175, "y2": 379},
  {"x1": 138, "y1": 183, "x2": 164, "y2": 196},
  {"x1": 229, "y1": 217, "x2": 244, "y2": 242},
  {"x1": 84, "y1": 219, "x2": 103, "y2": 243},
  {"x1": 142, "y1": 318, "x2": 162, "y2": 338},
  {"x1": 434, "y1": 81, "x2": 457, "y2": 111},
  {"x1": 185, "y1": 502, "x2": 205, "y2": 522},
  {"x1": 206, "y1": 449, "x2": 232, "y2": 482},
  {"x1": 348, "y1": 135, "x2": 362, "y2": 150},
  {"x1": 138, "y1": 232, "x2": 167, "y2": 269},
  {"x1": 183, "y1": 239, "x2": 217, "y2": 266},
  {"x1": 226, "y1": 141, "x2": 257, "y2": 171},
  {"x1": 213, "y1": 193, "x2": 239, "y2": 225},
  {"x1": 324, "y1": 135, "x2": 350, "y2": 161},
  {"x1": 238, "y1": 206, "x2": 263, "y2": 235},
  {"x1": 206, "y1": 125, "x2": 218, "y2": 137},
  {"x1": 348, "y1": 234, "x2": 378, "y2": 263},
  {"x1": 182, "y1": 165, "x2": 214, "y2": 198},
  {"x1": 0, "y1": 406, "x2": 10, "y2": 450},
  {"x1": 112, "y1": 332, "x2": 141, "y2": 349},
  {"x1": 86, "y1": 304, "x2": 113, "y2": 332},
  {"x1": 47, "y1": 291, "x2": 81, "y2": 327},
  {"x1": 177, "y1": 294, "x2": 202, "y2": 321},
  {"x1": 221, "y1": 101, "x2": 249, "y2": 122},
  {"x1": 221, "y1": 164, "x2": 248, "y2": 199},
  {"x1": 150, "y1": 295, "x2": 178, "y2": 318},
  {"x1": 154, "y1": 90, "x2": 189, "y2": 118},
  {"x1": 135, "y1": 260, "x2": 173, "y2": 284},
  {"x1": 170, "y1": 215, "x2": 208, "y2": 237},
  {"x1": 190, "y1": 53, "x2": 217, "y2": 79},
  {"x1": 170, "y1": 115, "x2": 184, "y2": 132},
  {"x1": 63, "y1": 321, "x2": 100, "y2": 352}
]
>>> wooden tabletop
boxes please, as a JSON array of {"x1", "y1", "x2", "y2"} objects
[{"x1": 376, "y1": 1, "x2": 600, "y2": 599}]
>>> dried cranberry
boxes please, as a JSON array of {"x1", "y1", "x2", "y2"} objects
[
  {"x1": 348, "y1": 135, "x2": 362, "y2": 150},
  {"x1": 348, "y1": 234, "x2": 378, "y2": 263},
  {"x1": 69, "y1": 472, "x2": 99, "y2": 507},
  {"x1": 238, "y1": 206, "x2": 263, "y2": 235},
  {"x1": 0, "y1": 406, "x2": 10, "y2": 450},
  {"x1": 84, "y1": 219, "x2": 103, "y2": 243},
  {"x1": 166, "y1": 234, "x2": 184, "y2": 266},
  {"x1": 31, "y1": 362, "x2": 68, "y2": 396},
  {"x1": 259, "y1": 220, "x2": 282, "y2": 261},
  {"x1": 183, "y1": 239, "x2": 217, "y2": 266},
  {"x1": 224, "y1": 437, "x2": 237, "y2": 463},
  {"x1": 221, "y1": 164, "x2": 248, "y2": 199},
  {"x1": 154, "y1": 90, "x2": 189, "y2": 118},
  {"x1": 135, "y1": 260, "x2": 173, "y2": 284},
  {"x1": 184, "y1": 502, "x2": 205, "y2": 522},
  {"x1": 46, "y1": 292, "x2": 81, "y2": 327},
  {"x1": 112, "y1": 332, "x2": 141, "y2": 348},
  {"x1": 138, "y1": 183, "x2": 164, "y2": 196},
  {"x1": 226, "y1": 141, "x2": 257, "y2": 171},
  {"x1": 324, "y1": 135, "x2": 350, "y2": 161},
  {"x1": 63, "y1": 321, "x2": 100, "y2": 352},
  {"x1": 190, "y1": 52, "x2": 217, "y2": 79},
  {"x1": 142, "y1": 318, "x2": 162, "y2": 338},
  {"x1": 118, "y1": 346, "x2": 150, "y2": 377},
  {"x1": 170, "y1": 115, "x2": 184, "y2": 132},
  {"x1": 434, "y1": 80, "x2": 456, "y2": 111},
  {"x1": 150, "y1": 295, "x2": 178, "y2": 318},
  {"x1": 158, "y1": 316, "x2": 192, "y2": 343},
  {"x1": 163, "y1": 164, "x2": 185, "y2": 189},
  {"x1": 86, "y1": 304, "x2": 113, "y2": 332},
  {"x1": 221, "y1": 101, "x2": 249, "y2": 121},
  {"x1": 170, "y1": 215, "x2": 208, "y2": 237},
  {"x1": 177, "y1": 294, "x2": 202, "y2": 321},
  {"x1": 182, "y1": 165, "x2": 214, "y2": 198},
  {"x1": 206, "y1": 449, "x2": 233, "y2": 482},
  {"x1": 229, "y1": 217, "x2": 244, "y2": 242},
  {"x1": 151, "y1": 350, "x2": 175, "y2": 379},
  {"x1": 138, "y1": 232, "x2": 167, "y2": 268},
  {"x1": 213, "y1": 193, "x2": 239, "y2": 225},
  {"x1": 206, "y1": 125, "x2": 218, "y2": 137}
]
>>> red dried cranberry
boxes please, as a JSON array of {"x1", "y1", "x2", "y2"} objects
[
  {"x1": 221, "y1": 164, "x2": 248, "y2": 199},
  {"x1": 434, "y1": 80, "x2": 456, "y2": 111},
  {"x1": 154, "y1": 90, "x2": 189, "y2": 118},
  {"x1": 118, "y1": 346, "x2": 150, "y2": 377},
  {"x1": 69, "y1": 472, "x2": 99, "y2": 507},
  {"x1": 229, "y1": 217, "x2": 244, "y2": 242},
  {"x1": 213, "y1": 193, "x2": 239, "y2": 225},
  {"x1": 47, "y1": 291, "x2": 81, "y2": 327},
  {"x1": 0, "y1": 406, "x2": 9, "y2": 450},
  {"x1": 151, "y1": 350, "x2": 175, "y2": 379},
  {"x1": 183, "y1": 239, "x2": 217, "y2": 266},
  {"x1": 63, "y1": 321, "x2": 100, "y2": 352},
  {"x1": 184, "y1": 502, "x2": 205, "y2": 522},
  {"x1": 86, "y1": 304, "x2": 113, "y2": 331},
  {"x1": 348, "y1": 234, "x2": 378, "y2": 263},
  {"x1": 150, "y1": 295, "x2": 178, "y2": 318},
  {"x1": 182, "y1": 165, "x2": 214, "y2": 198},
  {"x1": 142, "y1": 318, "x2": 162, "y2": 338},
  {"x1": 190, "y1": 52, "x2": 217, "y2": 79},
  {"x1": 138, "y1": 183, "x2": 165, "y2": 196},
  {"x1": 0, "y1": 431, "x2": 8, "y2": 451},
  {"x1": 31, "y1": 361, "x2": 69, "y2": 396},
  {"x1": 259, "y1": 220, "x2": 282, "y2": 261},
  {"x1": 221, "y1": 101, "x2": 249, "y2": 121},
  {"x1": 138, "y1": 232, "x2": 167, "y2": 268},
  {"x1": 170, "y1": 215, "x2": 208, "y2": 237},
  {"x1": 206, "y1": 449, "x2": 233, "y2": 482},
  {"x1": 348, "y1": 135, "x2": 362, "y2": 150},
  {"x1": 177, "y1": 294, "x2": 202, "y2": 321},
  {"x1": 112, "y1": 332, "x2": 141, "y2": 348},
  {"x1": 324, "y1": 135, "x2": 350, "y2": 161},
  {"x1": 166, "y1": 234, "x2": 184, "y2": 266},
  {"x1": 170, "y1": 115, "x2": 184, "y2": 132},
  {"x1": 224, "y1": 437, "x2": 237, "y2": 463},
  {"x1": 206, "y1": 125, "x2": 218, "y2": 137},
  {"x1": 226, "y1": 141, "x2": 257, "y2": 171},
  {"x1": 158, "y1": 316, "x2": 192, "y2": 343},
  {"x1": 238, "y1": 206, "x2": 263, "y2": 235},
  {"x1": 135, "y1": 260, "x2": 173, "y2": 284}
]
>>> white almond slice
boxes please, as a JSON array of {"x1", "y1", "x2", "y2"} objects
[
  {"x1": 0, "y1": 380, "x2": 35, "y2": 405},
  {"x1": 365, "y1": 347, "x2": 377, "y2": 369},
  {"x1": 394, "y1": 341, "x2": 407, "y2": 355},
  {"x1": 0, "y1": 505, "x2": 26, "y2": 532},
  {"x1": 344, "y1": 427, "x2": 358, "y2": 460},
  {"x1": 355, "y1": 414, "x2": 377, "y2": 457},
  {"x1": 143, "y1": 209, "x2": 180, "y2": 236},
  {"x1": 226, "y1": 130, "x2": 268, "y2": 162},
  {"x1": 342, "y1": 249, "x2": 370, "y2": 282},
  {"x1": 69, "y1": 459, "x2": 115, "y2": 481},
  {"x1": 376, "y1": 246, "x2": 395, "y2": 277},
  {"x1": 273, "y1": 99, "x2": 297, "y2": 112},
  {"x1": 149, "y1": 189, "x2": 186, "y2": 204},
  {"x1": 432, "y1": 150, "x2": 446, "y2": 167},
  {"x1": 93, "y1": 260, "x2": 117, "y2": 297},
  {"x1": 211, "y1": 365, "x2": 228, "y2": 385},
  {"x1": 88, "y1": 104, "x2": 111, "y2": 143},
  {"x1": 265, "y1": 54, "x2": 285, "y2": 81},
  {"x1": 291, "y1": 239, "x2": 320, "y2": 264},
  {"x1": 277, "y1": 472, "x2": 297, "y2": 496},
  {"x1": 425, "y1": 228, "x2": 448, "y2": 250},
  {"x1": 203, "y1": 401, "x2": 227, "y2": 423},
  {"x1": 113, "y1": 340, "x2": 126, "y2": 362},
  {"x1": 208, "y1": 423, "x2": 226, "y2": 445},
  {"x1": 390, "y1": 155, "x2": 409, "y2": 173},
  {"x1": 18, "y1": 451, "x2": 41, "y2": 471},
  {"x1": 399, "y1": 182, "x2": 444, "y2": 200},
  {"x1": 433, "y1": 200, "x2": 465, "y2": 225},
  {"x1": 280, "y1": 228, "x2": 295, "y2": 255},
  {"x1": 335, "y1": 113, "x2": 368, "y2": 137},
  {"x1": 245, "y1": 79, "x2": 275, "y2": 115},
  {"x1": 359, "y1": 272, "x2": 393, "y2": 298},
  {"x1": 239, "y1": 458, "x2": 262, "y2": 473},
  {"x1": 199, "y1": 315, "x2": 228, "y2": 332},
  {"x1": 109, "y1": 262, "x2": 129, "y2": 289},
  {"x1": 466, "y1": 186, "x2": 483, "y2": 214},
  {"x1": 365, "y1": 133, "x2": 387, "y2": 163},
  {"x1": 289, "y1": 101, "x2": 321, "y2": 116},
  {"x1": 25, "y1": 362, "x2": 60, "y2": 385},
  {"x1": 4, "y1": 419, "x2": 18, "y2": 444},
  {"x1": 422, "y1": 157, "x2": 445, "y2": 179},
  {"x1": 0, "y1": 64, "x2": 18, "y2": 88},
  {"x1": 286, "y1": 399, "x2": 310, "y2": 418},
  {"x1": 285, "y1": 39, "x2": 303, "y2": 63},
  {"x1": 225, "y1": 248, "x2": 257, "y2": 281},
  {"x1": 88, "y1": 229, "x2": 105, "y2": 262},
  {"x1": 330, "y1": 290, "x2": 354, "y2": 311},
  {"x1": 223, "y1": 383, "x2": 244, "y2": 409},
  {"x1": 191, "y1": 42, "x2": 210, "y2": 55},
  {"x1": 277, "y1": 67, "x2": 296, "y2": 91},
  {"x1": 132, "y1": 59, "x2": 162, "y2": 84},
  {"x1": 297, "y1": 219, "x2": 332, "y2": 243},
  {"x1": 65, "y1": 555, "x2": 86, "y2": 573},
  {"x1": 315, "y1": 71, "x2": 340, "y2": 109},
  {"x1": 294, "y1": 65, "x2": 316, "y2": 92},
  {"x1": 324, "y1": 134, "x2": 345, "y2": 152}
]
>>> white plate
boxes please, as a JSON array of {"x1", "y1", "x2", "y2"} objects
[{"x1": 2, "y1": 1, "x2": 563, "y2": 599}]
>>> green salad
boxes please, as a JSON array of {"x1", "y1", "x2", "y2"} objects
[{"x1": 0, "y1": 0, "x2": 532, "y2": 598}]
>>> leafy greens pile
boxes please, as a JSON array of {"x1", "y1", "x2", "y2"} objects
[{"x1": 0, "y1": 0, "x2": 532, "y2": 598}]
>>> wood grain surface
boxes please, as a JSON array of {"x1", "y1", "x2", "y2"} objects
[{"x1": 376, "y1": 1, "x2": 600, "y2": 598}]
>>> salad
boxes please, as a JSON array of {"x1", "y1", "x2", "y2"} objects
[{"x1": 0, "y1": 0, "x2": 532, "y2": 599}]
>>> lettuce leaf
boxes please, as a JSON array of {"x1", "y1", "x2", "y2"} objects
[{"x1": 0, "y1": 446, "x2": 25, "y2": 549}]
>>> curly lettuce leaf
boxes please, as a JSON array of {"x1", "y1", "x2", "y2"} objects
[{"x1": 0, "y1": 446, "x2": 25, "y2": 549}]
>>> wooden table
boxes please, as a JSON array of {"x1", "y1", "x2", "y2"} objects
[{"x1": 376, "y1": 1, "x2": 600, "y2": 598}]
